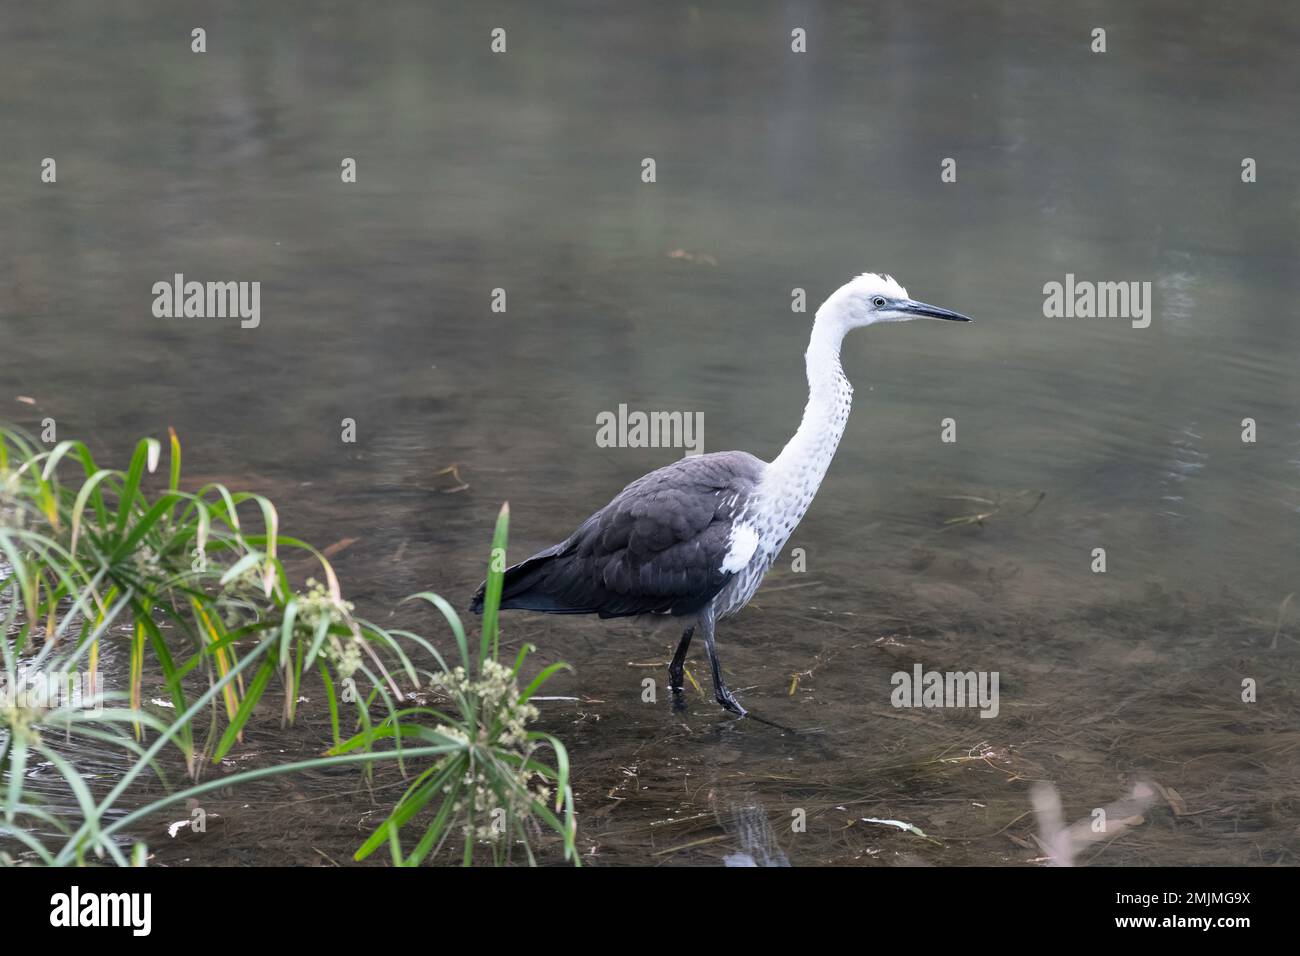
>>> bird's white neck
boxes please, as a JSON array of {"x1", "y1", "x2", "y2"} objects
[{"x1": 761, "y1": 314, "x2": 854, "y2": 530}]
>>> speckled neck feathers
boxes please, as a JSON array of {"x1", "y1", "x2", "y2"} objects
[
  {"x1": 711, "y1": 313, "x2": 853, "y2": 620},
  {"x1": 761, "y1": 313, "x2": 854, "y2": 546}
]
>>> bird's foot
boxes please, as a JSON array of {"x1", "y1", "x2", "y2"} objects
[{"x1": 715, "y1": 690, "x2": 748, "y2": 718}]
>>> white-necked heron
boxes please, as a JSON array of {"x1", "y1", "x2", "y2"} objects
[{"x1": 472, "y1": 273, "x2": 972, "y2": 716}]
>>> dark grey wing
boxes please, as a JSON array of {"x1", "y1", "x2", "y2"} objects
[{"x1": 485, "y1": 451, "x2": 764, "y2": 618}]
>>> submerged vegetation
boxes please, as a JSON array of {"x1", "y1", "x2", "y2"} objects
[{"x1": 0, "y1": 425, "x2": 577, "y2": 866}]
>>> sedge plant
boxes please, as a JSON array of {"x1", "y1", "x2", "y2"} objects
[{"x1": 2, "y1": 427, "x2": 578, "y2": 866}]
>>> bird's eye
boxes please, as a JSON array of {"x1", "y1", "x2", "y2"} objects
[{"x1": 872, "y1": 296, "x2": 887, "y2": 308}]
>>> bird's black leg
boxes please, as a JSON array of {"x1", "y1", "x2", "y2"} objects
[
  {"x1": 700, "y1": 610, "x2": 747, "y2": 717},
  {"x1": 668, "y1": 625, "x2": 694, "y2": 693}
]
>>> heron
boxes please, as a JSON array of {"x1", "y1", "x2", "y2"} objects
[{"x1": 471, "y1": 273, "x2": 972, "y2": 716}]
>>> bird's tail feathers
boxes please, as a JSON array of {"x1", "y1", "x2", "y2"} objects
[{"x1": 469, "y1": 544, "x2": 589, "y2": 615}]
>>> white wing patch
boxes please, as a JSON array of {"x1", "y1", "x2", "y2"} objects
[{"x1": 721, "y1": 523, "x2": 759, "y2": 574}]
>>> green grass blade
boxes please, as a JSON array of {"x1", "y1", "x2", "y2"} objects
[
  {"x1": 211, "y1": 658, "x2": 275, "y2": 762},
  {"x1": 479, "y1": 503, "x2": 510, "y2": 665}
]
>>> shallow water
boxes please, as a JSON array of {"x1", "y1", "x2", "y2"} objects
[{"x1": 2, "y1": 1, "x2": 1298, "y2": 865}]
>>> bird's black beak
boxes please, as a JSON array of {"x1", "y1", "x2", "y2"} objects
[{"x1": 901, "y1": 299, "x2": 973, "y2": 322}]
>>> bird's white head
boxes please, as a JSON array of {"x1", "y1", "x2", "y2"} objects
[{"x1": 817, "y1": 272, "x2": 973, "y2": 333}]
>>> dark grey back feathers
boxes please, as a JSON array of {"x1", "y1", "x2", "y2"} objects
[{"x1": 470, "y1": 451, "x2": 763, "y2": 619}]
